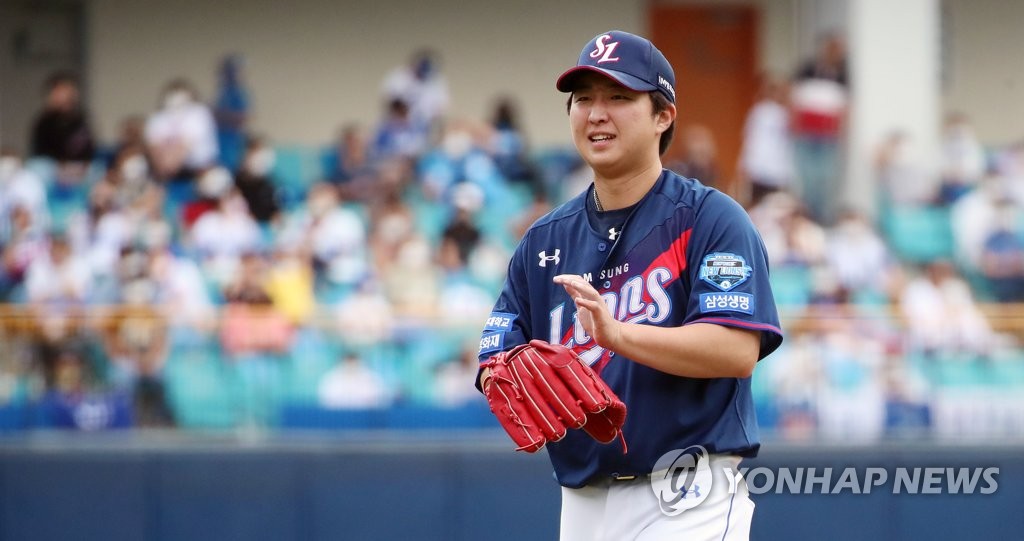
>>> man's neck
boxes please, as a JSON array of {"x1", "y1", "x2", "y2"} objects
[{"x1": 593, "y1": 163, "x2": 663, "y2": 211}]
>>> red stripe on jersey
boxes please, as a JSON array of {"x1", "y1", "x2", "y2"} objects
[{"x1": 642, "y1": 227, "x2": 692, "y2": 279}]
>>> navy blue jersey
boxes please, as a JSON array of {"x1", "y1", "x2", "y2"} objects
[{"x1": 478, "y1": 170, "x2": 783, "y2": 489}]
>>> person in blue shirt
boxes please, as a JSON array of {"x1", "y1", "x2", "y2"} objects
[{"x1": 477, "y1": 30, "x2": 783, "y2": 540}]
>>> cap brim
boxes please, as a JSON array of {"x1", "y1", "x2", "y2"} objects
[{"x1": 556, "y1": 66, "x2": 657, "y2": 93}]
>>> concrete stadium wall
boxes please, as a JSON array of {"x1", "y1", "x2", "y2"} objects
[{"x1": 1, "y1": 433, "x2": 1022, "y2": 541}]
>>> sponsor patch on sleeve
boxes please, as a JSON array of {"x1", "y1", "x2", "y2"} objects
[
  {"x1": 483, "y1": 312, "x2": 517, "y2": 332},
  {"x1": 699, "y1": 292, "x2": 754, "y2": 315},
  {"x1": 699, "y1": 253, "x2": 752, "y2": 291},
  {"x1": 478, "y1": 332, "x2": 504, "y2": 355}
]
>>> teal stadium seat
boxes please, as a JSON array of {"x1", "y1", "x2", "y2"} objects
[
  {"x1": 272, "y1": 145, "x2": 322, "y2": 208},
  {"x1": 165, "y1": 341, "x2": 241, "y2": 428},
  {"x1": 883, "y1": 205, "x2": 955, "y2": 263},
  {"x1": 769, "y1": 265, "x2": 812, "y2": 307}
]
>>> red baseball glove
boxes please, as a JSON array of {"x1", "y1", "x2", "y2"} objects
[{"x1": 482, "y1": 340, "x2": 627, "y2": 453}]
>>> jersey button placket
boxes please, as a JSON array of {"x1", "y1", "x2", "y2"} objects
[{"x1": 597, "y1": 242, "x2": 607, "y2": 252}]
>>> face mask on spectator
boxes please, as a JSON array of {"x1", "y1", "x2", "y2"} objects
[
  {"x1": 245, "y1": 148, "x2": 276, "y2": 177},
  {"x1": 163, "y1": 90, "x2": 192, "y2": 110},
  {"x1": 308, "y1": 195, "x2": 334, "y2": 218},
  {"x1": 120, "y1": 155, "x2": 149, "y2": 183},
  {"x1": 0, "y1": 157, "x2": 20, "y2": 184}
]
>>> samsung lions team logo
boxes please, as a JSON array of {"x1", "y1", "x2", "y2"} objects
[
  {"x1": 699, "y1": 253, "x2": 752, "y2": 291},
  {"x1": 589, "y1": 34, "x2": 621, "y2": 63},
  {"x1": 650, "y1": 445, "x2": 713, "y2": 516}
]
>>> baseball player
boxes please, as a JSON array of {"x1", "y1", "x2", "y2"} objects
[{"x1": 476, "y1": 30, "x2": 783, "y2": 540}]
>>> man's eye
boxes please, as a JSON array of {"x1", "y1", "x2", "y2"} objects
[{"x1": 574, "y1": 95, "x2": 591, "y2": 103}]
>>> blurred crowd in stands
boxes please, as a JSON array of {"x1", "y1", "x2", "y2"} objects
[{"x1": 1, "y1": 41, "x2": 1023, "y2": 440}]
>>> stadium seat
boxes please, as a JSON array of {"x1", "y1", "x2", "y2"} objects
[
  {"x1": 271, "y1": 145, "x2": 322, "y2": 208},
  {"x1": 883, "y1": 205, "x2": 955, "y2": 263},
  {"x1": 164, "y1": 342, "x2": 241, "y2": 429},
  {"x1": 769, "y1": 265, "x2": 812, "y2": 307}
]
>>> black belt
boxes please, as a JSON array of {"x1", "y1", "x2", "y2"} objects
[{"x1": 586, "y1": 472, "x2": 651, "y2": 487}]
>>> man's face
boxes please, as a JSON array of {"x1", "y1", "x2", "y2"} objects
[{"x1": 568, "y1": 72, "x2": 673, "y2": 177}]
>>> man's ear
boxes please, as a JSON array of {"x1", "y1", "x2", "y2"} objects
[{"x1": 655, "y1": 103, "x2": 676, "y2": 135}]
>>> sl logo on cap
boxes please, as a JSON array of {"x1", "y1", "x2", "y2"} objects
[{"x1": 589, "y1": 34, "x2": 620, "y2": 63}]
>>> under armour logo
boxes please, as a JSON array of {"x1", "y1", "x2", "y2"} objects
[
  {"x1": 608, "y1": 227, "x2": 620, "y2": 241},
  {"x1": 538, "y1": 249, "x2": 561, "y2": 267},
  {"x1": 590, "y1": 34, "x2": 620, "y2": 63}
]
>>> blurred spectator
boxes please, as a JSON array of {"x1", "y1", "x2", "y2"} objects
[
  {"x1": 25, "y1": 233, "x2": 92, "y2": 306},
  {"x1": 234, "y1": 136, "x2": 281, "y2": 224},
  {"x1": 370, "y1": 98, "x2": 428, "y2": 163},
  {"x1": 978, "y1": 199, "x2": 1024, "y2": 302},
  {"x1": 214, "y1": 54, "x2": 251, "y2": 172},
  {"x1": 433, "y1": 344, "x2": 486, "y2": 408},
  {"x1": 317, "y1": 352, "x2": 393, "y2": 409},
  {"x1": 440, "y1": 207, "x2": 482, "y2": 266},
  {"x1": 190, "y1": 187, "x2": 263, "y2": 288},
  {"x1": 876, "y1": 131, "x2": 938, "y2": 207},
  {"x1": 123, "y1": 183, "x2": 173, "y2": 253},
  {"x1": 667, "y1": 124, "x2": 718, "y2": 187},
  {"x1": 324, "y1": 124, "x2": 375, "y2": 197},
  {"x1": 938, "y1": 112, "x2": 987, "y2": 204},
  {"x1": 748, "y1": 191, "x2": 826, "y2": 268},
  {"x1": 223, "y1": 251, "x2": 272, "y2": 305},
  {"x1": 0, "y1": 149, "x2": 49, "y2": 234},
  {"x1": 277, "y1": 182, "x2": 367, "y2": 291},
  {"x1": 104, "y1": 115, "x2": 148, "y2": 167},
  {"x1": 29, "y1": 72, "x2": 96, "y2": 164},
  {"x1": 738, "y1": 74, "x2": 794, "y2": 207},
  {"x1": 899, "y1": 260, "x2": 998, "y2": 358},
  {"x1": 98, "y1": 144, "x2": 154, "y2": 212},
  {"x1": 220, "y1": 251, "x2": 293, "y2": 356},
  {"x1": 993, "y1": 141, "x2": 1024, "y2": 205},
  {"x1": 182, "y1": 165, "x2": 234, "y2": 229},
  {"x1": 0, "y1": 205, "x2": 48, "y2": 301},
  {"x1": 511, "y1": 189, "x2": 553, "y2": 241},
  {"x1": 420, "y1": 121, "x2": 505, "y2": 204},
  {"x1": 99, "y1": 246, "x2": 174, "y2": 427},
  {"x1": 145, "y1": 78, "x2": 219, "y2": 181},
  {"x1": 815, "y1": 327, "x2": 887, "y2": 442},
  {"x1": 950, "y1": 173, "x2": 1004, "y2": 272},
  {"x1": 334, "y1": 277, "x2": 394, "y2": 348},
  {"x1": 264, "y1": 243, "x2": 316, "y2": 325},
  {"x1": 381, "y1": 48, "x2": 450, "y2": 133},
  {"x1": 36, "y1": 349, "x2": 133, "y2": 431},
  {"x1": 148, "y1": 238, "x2": 215, "y2": 329},
  {"x1": 66, "y1": 180, "x2": 131, "y2": 283},
  {"x1": 383, "y1": 234, "x2": 439, "y2": 317},
  {"x1": 368, "y1": 180, "x2": 416, "y2": 276},
  {"x1": 486, "y1": 96, "x2": 538, "y2": 186},
  {"x1": 790, "y1": 32, "x2": 849, "y2": 225},
  {"x1": 825, "y1": 209, "x2": 899, "y2": 301}
]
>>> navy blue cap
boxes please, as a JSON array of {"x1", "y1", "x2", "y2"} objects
[{"x1": 556, "y1": 30, "x2": 676, "y2": 103}]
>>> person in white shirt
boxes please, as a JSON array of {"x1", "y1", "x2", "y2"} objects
[
  {"x1": 145, "y1": 79, "x2": 219, "y2": 181},
  {"x1": 738, "y1": 75, "x2": 794, "y2": 206},
  {"x1": 317, "y1": 353, "x2": 393, "y2": 409}
]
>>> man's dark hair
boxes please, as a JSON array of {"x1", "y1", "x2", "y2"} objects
[
  {"x1": 649, "y1": 91, "x2": 675, "y2": 155},
  {"x1": 566, "y1": 91, "x2": 675, "y2": 155}
]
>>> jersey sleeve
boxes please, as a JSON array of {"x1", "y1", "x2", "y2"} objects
[
  {"x1": 475, "y1": 239, "x2": 533, "y2": 390},
  {"x1": 684, "y1": 191, "x2": 783, "y2": 360}
]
